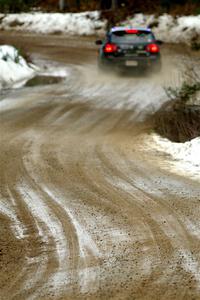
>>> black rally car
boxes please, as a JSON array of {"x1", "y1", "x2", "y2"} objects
[{"x1": 96, "y1": 27, "x2": 162, "y2": 72}]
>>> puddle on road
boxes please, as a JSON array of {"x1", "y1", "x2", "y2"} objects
[{"x1": 25, "y1": 75, "x2": 63, "y2": 87}]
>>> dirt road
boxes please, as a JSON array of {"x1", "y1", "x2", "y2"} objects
[{"x1": 0, "y1": 32, "x2": 200, "y2": 300}]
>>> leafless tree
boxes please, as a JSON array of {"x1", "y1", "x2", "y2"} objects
[
  {"x1": 59, "y1": 0, "x2": 65, "y2": 10},
  {"x1": 111, "y1": 0, "x2": 118, "y2": 10},
  {"x1": 59, "y1": 0, "x2": 81, "y2": 11}
]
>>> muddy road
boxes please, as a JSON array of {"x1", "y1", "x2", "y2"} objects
[{"x1": 0, "y1": 32, "x2": 200, "y2": 300}]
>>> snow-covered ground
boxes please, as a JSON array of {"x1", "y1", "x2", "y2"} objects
[
  {"x1": 0, "y1": 48, "x2": 71, "y2": 90},
  {"x1": 0, "y1": 11, "x2": 200, "y2": 45},
  {"x1": 148, "y1": 134, "x2": 200, "y2": 180},
  {"x1": 121, "y1": 14, "x2": 200, "y2": 45},
  {"x1": 0, "y1": 45, "x2": 35, "y2": 89},
  {"x1": 0, "y1": 11, "x2": 106, "y2": 36}
]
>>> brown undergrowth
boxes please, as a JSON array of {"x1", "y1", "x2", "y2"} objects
[
  {"x1": 154, "y1": 62, "x2": 200, "y2": 143},
  {"x1": 154, "y1": 104, "x2": 200, "y2": 142}
]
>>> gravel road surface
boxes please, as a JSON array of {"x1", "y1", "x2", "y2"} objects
[{"x1": 0, "y1": 32, "x2": 200, "y2": 300}]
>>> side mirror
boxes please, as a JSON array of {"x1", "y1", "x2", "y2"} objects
[
  {"x1": 156, "y1": 40, "x2": 164, "y2": 45},
  {"x1": 95, "y1": 40, "x2": 103, "y2": 45}
]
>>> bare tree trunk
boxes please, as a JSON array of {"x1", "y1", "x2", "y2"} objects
[
  {"x1": 111, "y1": 0, "x2": 118, "y2": 10},
  {"x1": 59, "y1": 0, "x2": 65, "y2": 11},
  {"x1": 76, "y1": 0, "x2": 80, "y2": 10}
]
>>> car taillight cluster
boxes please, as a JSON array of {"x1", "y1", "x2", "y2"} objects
[
  {"x1": 125, "y1": 29, "x2": 139, "y2": 34},
  {"x1": 104, "y1": 43, "x2": 118, "y2": 53},
  {"x1": 146, "y1": 43, "x2": 160, "y2": 54}
]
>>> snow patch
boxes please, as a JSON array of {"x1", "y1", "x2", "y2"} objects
[
  {"x1": 0, "y1": 12, "x2": 200, "y2": 45},
  {"x1": 0, "y1": 45, "x2": 35, "y2": 89},
  {"x1": 43, "y1": 187, "x2": 101, "y2": 259},
  {"x1": 0, "y1": 200, "x2": 26, "y2": 239},
  {"x1": 150, "y1": 134, "x2": 200, "y2": 180},
  {"x1": 0, "y1": 11, "x2": 106, "y2": 35},
  {"x1": 34, "y1": 58, "x2": 71, "y2": 78},
  {"x1": 17, "y1": 182, "x2": 71, "y2": 297},
  {"x1": 121, "y1": 13, "x2": 200, "y2": 45},
  {"x1": 17, "y1": 183, "x2": 69, "y2": 266}
]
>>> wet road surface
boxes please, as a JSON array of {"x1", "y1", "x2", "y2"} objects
[{"x1": 0, "y1": 32, "x2": 200, "y2": 300}]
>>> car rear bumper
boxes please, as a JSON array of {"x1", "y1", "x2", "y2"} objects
[{"x1": 100, "y1": 55, "x2": 161, "y2": 70}]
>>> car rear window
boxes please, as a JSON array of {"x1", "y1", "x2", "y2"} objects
[{"x1": 111, "y1": 30, "x2": 154, "y2": 44}]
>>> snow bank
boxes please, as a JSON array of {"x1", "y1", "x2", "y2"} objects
[
  {"x1": 0, "y1": 45, "x2": 35, "y2": 89},
  {"x1": 151, "y1": 134, "x2": 200, "y2": 179},
  {"x1": 34, "y1": 58, "x2": 71, "y2": 78},
  {"x1": 0, "y1": 11, "x2": 106, "y2": 35},
  {"x1": 0, "y1": 12, "x2": 200, "y2": 45},
  {"x1": 121, "y1": 13, "x2": 200, "y2": 45}
]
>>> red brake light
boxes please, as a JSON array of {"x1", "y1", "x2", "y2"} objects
[
  {"x1": 146, "y1": 43, "x2": 160, "y2": 53},
  {"x1": 104, "y1": 43, "x2": 118, "y2": 53},
  {"x1": 125, "y1": 29, "x2": 139, "y2": 34}
]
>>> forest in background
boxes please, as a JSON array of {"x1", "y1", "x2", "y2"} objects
[{"x1": 0, "y1": 0, "x2": 199, "y2": 15}]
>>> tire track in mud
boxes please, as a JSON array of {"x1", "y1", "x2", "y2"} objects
[
  {"x1": 52, "y1": 131, "x2": 197, "y2": 299},
  {"x1": 21, "y1": 134, "x2": 103, "y2": 298},
  {"x1": 14, "y1": 108, "x2": 199, "y2": 299},
  {"x1": 0, "y1": 137, "x2": 60, "y2": 300},
  {"x1": 21, "y1": 148, "x2": 102, "y2": 299},
  {"x1": 0, "y1": 102, "x2": 199, "y2": 299},
  {"x1": 94, "y1": 143, "x2": 200, "y2": 299}
]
